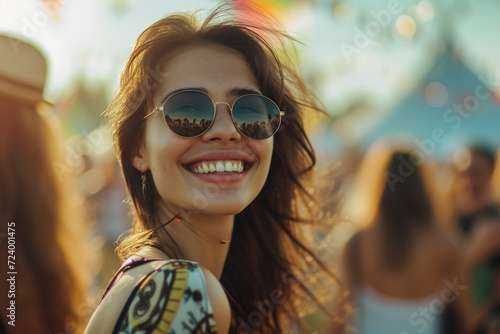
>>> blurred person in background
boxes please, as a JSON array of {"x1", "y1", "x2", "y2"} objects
[
  {"x1": 341, "y1": 142, "x2": 464, "y2": 334},
  {"x1": 493, "y1": 148, "x2": 500, "y2": 204},
  {"x1": 85, "y1": 4, "x2": 346, "y2": 334},
  {"x1": 451, "y1": 145, "x2": 499, "y2": 233},
  {"x1": 0, "y1": 33, "x2": 90, "y2": 333},
  {"x1": 448, "y1": 144, "x2": 500, "y2": 333}
]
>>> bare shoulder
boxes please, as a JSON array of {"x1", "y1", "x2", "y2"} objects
[
  {"x1": 200, "y1": 266, "x2": 231, "y2": 334},
  {"x1": 434, "y1": 228, "x2": 459, "y2": 255},
  {"x1": 85, "y1": 260, "x2": 164, "y2": 334},
  {"x1": 427, "y1": 228, "x2": 460, "y2": 271},
  {"x1": 342, "y1": 230, "x2": 365, "y2": 285},
  {"x1": 85, "y1": 260, "x2": 230, "y2": 334},
  {"x1": 344, "y1": 230, "x2": 364, "y2": 256}
]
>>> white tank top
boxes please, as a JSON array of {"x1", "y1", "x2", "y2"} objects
[{"x1": 351, "y1": 284, "x2": 443, "y2": 334}]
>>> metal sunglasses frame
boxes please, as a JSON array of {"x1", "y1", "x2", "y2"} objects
[{"x1": 143, "y1": 89, "x2": 285, "y2": 140}]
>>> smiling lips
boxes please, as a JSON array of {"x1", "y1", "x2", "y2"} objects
[
  {"x1": 182, "y1": 151, "x2": 254, "y2": 184},
  {"x1": 188, "y1": 160, "x2": 245, "y2": 174}
]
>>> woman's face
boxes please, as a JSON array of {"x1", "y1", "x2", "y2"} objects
[{"x1": 133, "y1": 44, "x2": 274, "y2": 218}]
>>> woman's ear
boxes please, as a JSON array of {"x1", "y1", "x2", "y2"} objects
[{"x1": 131, "y1": 143, "x2": 148, "y2": 172}]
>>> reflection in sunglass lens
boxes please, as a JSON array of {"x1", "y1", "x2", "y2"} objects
[
  {"x1": 162, "y1": 91, "x2": 281, "y2": 139},
  {"x1": 163, "y1": 91, "x2": 214, "y2": 137},
  {"x1": 232, "y1": 95, "x2": 281, "y2": 140}
]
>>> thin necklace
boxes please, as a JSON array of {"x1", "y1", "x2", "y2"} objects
[{"x1": 173, "y1": 215, "x2": 231, "y2": 245}]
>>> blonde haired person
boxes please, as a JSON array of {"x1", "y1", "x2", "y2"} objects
[{"x1": 342, "y1": 142, "x2": 465, "y2": 334}]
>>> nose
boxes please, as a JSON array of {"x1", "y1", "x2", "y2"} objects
[{"x1": 201, "y1": 102, "x2": 241, "y2": 142}]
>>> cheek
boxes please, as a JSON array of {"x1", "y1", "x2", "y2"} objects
[
  {"x1": 255, "y1": 139, "x2": 274, "y2": 174},
  {"x1": 144, "y1": 122, "x2": 186, "y2": 180},
  {"x1": 146, "y1": 139, "x2": 190, "y2": 210},
  {"x1": 265, "y1": 142, "x2": 274, "y2": 167}
]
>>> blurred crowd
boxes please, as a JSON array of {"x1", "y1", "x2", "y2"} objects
[
  {"x1": 165, "y1": 116, "x2": 280, "y2": 140},
  {"x1": 333, "y1": 140, "x2": 500, "y2": 334},
  {"x1": 1, "y1": 32, "x2": 500, "y2": 334}
]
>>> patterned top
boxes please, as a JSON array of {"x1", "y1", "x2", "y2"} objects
[{"x1": 101, "y1": 258, "x2": 218, "y2": 334}]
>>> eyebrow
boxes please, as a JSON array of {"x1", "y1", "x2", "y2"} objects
[
  {"x1": 227, "y1": 87, "x2": 261, "y2": 97},
  {"x1": 160, "y1": 87, "x2": 262, "y2": 103}
]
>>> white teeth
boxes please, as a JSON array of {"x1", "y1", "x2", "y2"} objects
[
  {"x1": 191, "y1": 160, "x2": 246, "y2": 174},
  {"x1": 202, "y1": 162, "x2": 209, "y2": 173},
  {"x1": 216, "y1": 161, "x2": 225, "y2": 172}
]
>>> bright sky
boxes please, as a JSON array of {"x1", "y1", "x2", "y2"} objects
[
  {"x1": 0, "y1": 0, "x2": 220, "y2": 98},
  {"x1": 1, "y1": 0, "x2": 499, "y2": 124}
]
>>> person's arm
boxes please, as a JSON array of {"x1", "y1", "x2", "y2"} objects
[
  {"x1": 460, "y1": 219, "x2": 500, "y2": 333},
  {"x1": 439, "y1": 232, "x2": 470, "y2": 334},
  {"x1": 342, "y1": 232, "x2": 362, "y2": 291},
  {"x1": 85, "y1": 261, "x2": 230, "y2": 334},
  {"x1": 85, "y1": 261, "x2": 162, "y2": 334},
  {"x1": 463, "y1": 219, "x2": 500, "y2": 270},
  {"x1": 200, "y1": 266, "x2": 231, "y2": 334}
]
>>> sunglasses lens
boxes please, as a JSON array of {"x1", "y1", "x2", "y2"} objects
[
  {"x1": 163, "y1": 91, "x2": 214, "y2": 137},
  {"x1": 232, "y1": 95, "x2": 281, "y2": 140}
]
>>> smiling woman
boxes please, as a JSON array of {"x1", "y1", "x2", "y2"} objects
[{"x1": 85, "y1": 4, "x2": 343, "y2": 334}]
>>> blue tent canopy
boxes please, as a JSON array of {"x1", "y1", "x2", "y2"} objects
[{"x1": 360, "y1": 45, "x2": 500, "y2": 158}]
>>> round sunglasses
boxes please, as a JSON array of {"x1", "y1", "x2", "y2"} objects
[{"x1": 144, "y1": 90, "x2": 285, "y2": 140}]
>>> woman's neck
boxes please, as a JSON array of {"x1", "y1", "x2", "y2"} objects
[{"x1": 153, "y1": 210, "x2": 234, "y2": 279}]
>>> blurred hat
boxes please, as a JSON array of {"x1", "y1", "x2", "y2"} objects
[{"x1": 0, "y1": 33, "x2": 51, "y2": 104}]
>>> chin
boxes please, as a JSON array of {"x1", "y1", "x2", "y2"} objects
[{"x1": 190, "y1": 198, "x2": 251, "y2": 216}]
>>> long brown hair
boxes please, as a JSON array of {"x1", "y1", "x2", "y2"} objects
[
  {"x1": 107, "y1": 4, "x2": 343, "y2": 332},
  {"x1": 346, "y1": 142, "x2": 438, "y2": 272},
  {"x1": 378, "y1": 152, "x2": 434, "y2": 269},
  {"x1": 0, "y1": 97, "x2": 89, "y2": 333}
]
